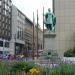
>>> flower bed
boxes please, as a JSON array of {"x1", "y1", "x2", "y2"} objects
[{"x1": 0, "y1": 61, "x2": 75, "y2": 75}]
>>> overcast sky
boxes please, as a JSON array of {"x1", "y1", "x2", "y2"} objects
[{"x1": 12, "y1": 0, "x2": 52, "y2": 29}]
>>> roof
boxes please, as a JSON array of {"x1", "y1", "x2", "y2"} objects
[{"x1": 25, "y1": 16, "x2": 33, "y2": 25}]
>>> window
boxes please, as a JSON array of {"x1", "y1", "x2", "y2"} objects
[
  {"x1": 2, "y1": 30, "x2": 4, "y2": 35},
  {"x1": 0, "y1": 1, "x2": 1, "y2": 6},
  {"x1": 0, "y1": 51, "x2": 3, "y2": 54},
  {"x1": 0, "y1": 41, "x2": 3, "y2": 47},
  {"x1": 0, "y1": 15, "x2": 1, "y2": 20},
  {"x1": 0, "y1": 22, "x2": 1, "y2": 26},
  {"x1": 17, "y1": 31, "x2": 19, "y2": 39},
  {"x1": 9, "y1": 20, "x2": 10, "y2": 24},
  {"x1": 8, "y1": 1, "x2": 11, "y2": 7},
  {"x1": 3, "y1": 9, "x2": 6, "y2": 15},
  {"x1": 2, "y1": 16, "x2": 5, "y2": 22},
  {"x1": 0, "y1": 8, "x2": 1, "y2": 12},
  {"x1": 8, "y1": 7, "x2": 11, "y2": 12},
  {"x1": 8, "y1": 26, "x2": 10, "y2": 30},
  {"x1": 19, "y1": 30, "x2": 22, "y2": 40},
  {"x1": 8, "y1": 14, "x2": 11, "y2": 18},
  {"x1": 6, "y1": 31, "x2": 7, "y2": 35},
  {"x1": 5, "y1": 10, "x2": 7, "y2": 15},
  {"x1": 3, "y1": 10, "x2": 5, "y2": 14},
  {"x1": 6, "y1": 25, "x2": 7, "y2": 29},
  {"x1": 5, "y1": 42, "x2": 9, "y2": 47},
  {"x1": 2, "y1": 23, "x2": 5, "y2": 28},
  {"x1": 6, "y1": 18, "x2": 8, "y2": 23},
  {"x1": 5, "y1": 4, "x2": 7, "y2": 10},
  {"x1": 8, "y1": 32, "x2": 10, "y2": 36}
]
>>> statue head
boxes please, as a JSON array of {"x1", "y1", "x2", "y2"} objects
[{"x1": 48, "y1": 8, "x2": 51, "y2": 12}]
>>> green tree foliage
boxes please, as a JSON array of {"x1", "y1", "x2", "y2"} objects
[{"x1": 64, "y1": 48, "x2": 75, "y2": 57}]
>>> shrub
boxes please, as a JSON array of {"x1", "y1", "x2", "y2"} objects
[
  {"x1": 0, "y1": 61, "x2": 11, "y2": 75},
  {"x1": 11, "y1": 61, "x2": 35, "y2": 75},
  {"x1": 50, "y1": 64, "x2": 75, "y2": 75},
  {"x1": 64, "y1": 48, "x2": 75, "y2": 57},
  {"x1": 0, "y1": 61, "x2": 75, "y2": 75}
]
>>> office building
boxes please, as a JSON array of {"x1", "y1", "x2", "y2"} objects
[
  {"x1": 0, "y1": 0, "x2": 12, "y2": 55},
  {"x1": 10, "y1": 5, "x2": 25, "y2": 55}
]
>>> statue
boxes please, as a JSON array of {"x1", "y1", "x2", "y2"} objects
[{"x1": 44, "y1": 8, "x2": 56, "y2": 32}]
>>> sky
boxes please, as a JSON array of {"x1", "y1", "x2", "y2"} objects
[{"x1": 12, "y1": 0, "x2": 52, "y2": 29}]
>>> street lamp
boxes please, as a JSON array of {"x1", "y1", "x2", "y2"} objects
[{"x1": 13, "y1": 34, "x2": 16, "y2": 55}]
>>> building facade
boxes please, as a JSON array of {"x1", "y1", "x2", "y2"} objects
[
  {"x1": 10, "y1": 5, "x2": 25, "y2": 55},
  {"x1": 0, "y1": 0, "x2": 12, "y2": 55},
  {"x1": 24, "y1": 17, "x2": 42, "y2": 57},
  {"x1": 53, "y1": 0, "x2": 75, "y2": 57},
  {"x1": 24, "y1": 17, "x2": 33, "y2": 57},
  {"x1": 0, "y1": 2, "x2": 42, "y2": 56},
  {"x1": 11, "y1": 5, "x2": 42, "y2": 56}
]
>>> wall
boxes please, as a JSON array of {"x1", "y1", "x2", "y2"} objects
[{"x1": 53, "y1": 0, "x2": 75, "y2": 57}]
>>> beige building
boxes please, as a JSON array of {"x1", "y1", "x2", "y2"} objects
[
  {"x1": 53, "y1": 0, "x2": 75, "y2": 57},
  {"x1": 24, "y1": 18, "x2": 42, "y2": 57},
  {"x1": 10, "y1": 5, "x2": 25, "y2": 55},
  {"x1": 11, "y1": 5, "x2": 42, "y2": 57},
  {"x1": 24, "y1": 16, "x2": 33, "y2": 51}
]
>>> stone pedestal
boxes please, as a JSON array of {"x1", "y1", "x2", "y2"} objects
[{"x1": 44, "y1": 31, "x2": 56, "y2": 50}]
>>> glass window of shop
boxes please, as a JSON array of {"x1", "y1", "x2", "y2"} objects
[
  {"x1": 5, "y1": 42, "x2": 9, "y2": 47},
  {"x1": 0, "y1": 41, "x2": 3, "y2": 47}
]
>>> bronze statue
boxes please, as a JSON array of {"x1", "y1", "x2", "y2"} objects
[{"x1": 44, "y1": 8, "x2": 56, "y2": 32}]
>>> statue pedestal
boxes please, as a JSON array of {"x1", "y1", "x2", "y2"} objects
[{"x1": 44, "y1": 31, "x2": 56, "y2": 50}]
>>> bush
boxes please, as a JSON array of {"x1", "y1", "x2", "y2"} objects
[
  {"x1": 0, "y1": 61, "x2": 75, "y2": 75},
  {"x1": 11, "y1": 61, "x2": 35, "y2": 75},
  {"x1": 50, "y1": 64, "x2": 75, "y2": 75},
  {"x1": 0, "y1": 61, "x2": 11, "y2": 75},
  {"x1": 64, "y1": 48, "x2": 75, "y2": 57}
]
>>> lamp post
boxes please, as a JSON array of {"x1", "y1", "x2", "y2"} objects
[
  {"x1": 12, "y1": 34, "x2": 16, "y2": 55},
  {"x1": 13, "y1": 34, "x2": 16, "y2": 55}
]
